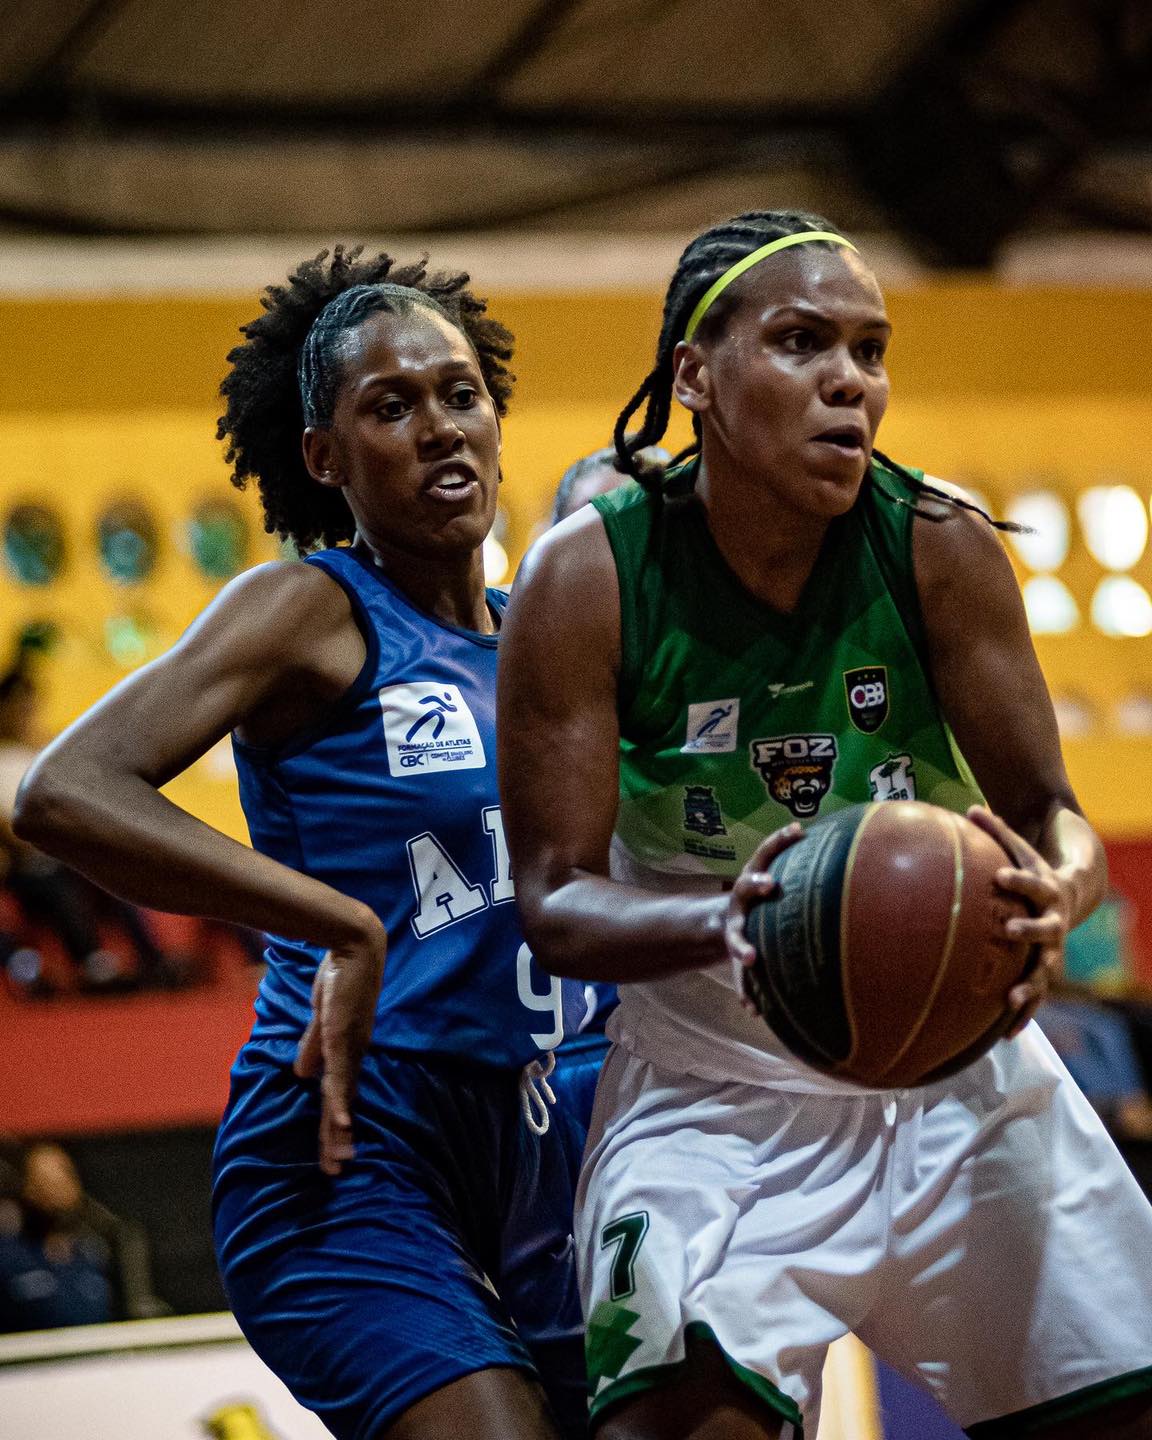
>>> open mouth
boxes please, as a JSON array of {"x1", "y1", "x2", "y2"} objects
[
  {"x1": 424, "y1": 463, "x2": 479, "y2": 498},
  {"x1": 812, "y1": 428, "x2": 866, "y2": 452}
]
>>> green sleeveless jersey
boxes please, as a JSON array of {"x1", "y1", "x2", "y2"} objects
[{"x1": 592, "y1": 459, "x2": 983, "y2": 883}]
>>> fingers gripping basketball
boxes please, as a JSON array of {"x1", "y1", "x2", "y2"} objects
[{"x1": 743, "y1": 801, "x2": 1033, "y2": 1088}]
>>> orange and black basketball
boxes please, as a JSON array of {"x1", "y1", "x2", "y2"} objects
[{"x1": 743, "y1": 801, "x2": 1034, "y2": 1088}]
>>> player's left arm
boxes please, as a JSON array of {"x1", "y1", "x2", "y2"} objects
[{"x1": 913, "y1": 485, "x2": 1107, "y2": 1032}]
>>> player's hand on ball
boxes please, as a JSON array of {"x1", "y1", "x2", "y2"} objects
[
  {"x1": 725, "y1": 822, "x2": 804, "y2": 1005},
  {"x1": 966, "y1": 806, "x2": 1071, "y2": 1037},
  {"x1": 294, "y1": 922, "x2": 387, "y2": 1176}
]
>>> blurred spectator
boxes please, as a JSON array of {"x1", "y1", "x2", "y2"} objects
[
  {"x1": 550, "y1": 442, "x2": 652, "y2": 526},
  {"x1": 0, "y1": 1139, "x2": 167, "y2": 1332},
  {"x1": 0, "y1": 645, "x2": 187, "y2": 994},
  {"x1": 1034, "y1": 893, "x2": 1152, "y2": 1147},
  {"x1": 1064, "y1": 889, "x2": 1135, "y2": 993},
  {"x1": 1036, "y1": 998, "x2": 1152, "y2": 1142}
]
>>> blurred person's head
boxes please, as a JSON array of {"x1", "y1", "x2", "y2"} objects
[
  {"x1": 0, "y1": 665, "x2": 36, "y2": 745},
  {"x1": 0, "y1": 1138, "x2": 23, "y2": 1236},
  {"x1": 21, "y1": 1143, "x2": 84, "y2": 1226},
  {"x1": 551, "y1": 442, "x2": 671, "y2": 526}
]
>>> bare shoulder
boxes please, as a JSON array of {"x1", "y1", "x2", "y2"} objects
[
  {"x1": 181, "y1": 558, "x2": 358, "y2": 670},
  {"x1": 911, "y1": 476, "x2": 1026, "y2": 650},
  {"x1": 178, "y1": 559, "x2": 367, "y2": 746},
  {"x1": 211, "y1": 557, "x2": 353, "y2": 630},
  {"x1": 913, "y1": 476, "x2": 1015, "y2": 593},
  {"x1": 515, "y1": 503, "x2": 616, "y2": 591},
  {"x1": 504, "y1": 504, "x2": 620, "y2": 673}
]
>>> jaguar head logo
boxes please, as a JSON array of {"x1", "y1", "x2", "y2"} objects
[
  {"x1": 750, "y1": 734, "x2": 838, "y2": 820},
  {"x1": 768, "y1": 763, "x2": 831, "y2": 817}
]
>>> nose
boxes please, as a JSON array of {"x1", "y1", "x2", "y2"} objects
[
  {"x1": 820, "y1": 346, "x2": 866, "y2": 405},
  {"x1": 418, "y1": 400, "x2": 465, "y2": 457}
]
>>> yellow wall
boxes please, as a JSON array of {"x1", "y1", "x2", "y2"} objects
[{"x1": 3, "y1": 285, "x2": 1151, "y2": 838}]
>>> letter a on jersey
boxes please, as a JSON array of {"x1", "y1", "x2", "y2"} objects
[
  {"x1": 406, "y1": 831, "x2": 487, "y2": 937},
  {"x1": 843, "y1": 666, "x2": 889, "y2": 734}
]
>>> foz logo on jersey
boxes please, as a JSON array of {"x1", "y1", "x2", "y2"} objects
[
  {"x1": 844, "y1": 666, "x2": 889, "y2": 733},
  {"x1": 749, "y1": 734, "x2": 837, "y2": 818},
  {"x1": 682, "y1": 698, "x2": 740, "y2": 754},
  {"x1": 379, "y1": 682, "x2": 486, "y2": 774}
]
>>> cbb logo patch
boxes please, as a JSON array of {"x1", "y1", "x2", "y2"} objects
[{"x1": 844, "y1": 666, "x2": 889, "y2": 734}]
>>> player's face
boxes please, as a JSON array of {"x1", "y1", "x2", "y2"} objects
[
  {"x1": 316, "y1": 308, "x2": 501, "y2": 560},
  {"x1": 677, "y1": 249, "x2": 891, "y2": 520}
]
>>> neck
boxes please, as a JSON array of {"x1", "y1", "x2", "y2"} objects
[
  {"x1": 355, "y1": 533, "x2": 494, "y2": 634},
  {"x1": 694, "y1": 443, "x2": 829, "y2": 612}
]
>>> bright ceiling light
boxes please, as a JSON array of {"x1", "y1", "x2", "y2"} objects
[
  {"x1": 1052, "y1": 692, "x2": 1097, "y2": 739},
  {"x1": 1114, "y1": 693, "x2": 1152, "y2": 736},
  {"x1": 1090, "y1": 576, "x2": 1152, "y2": 637},
  {"x1": 1005, "y1": 491, "x2": 1070, "y2": 572},
  {"x1": 1022, "y1": 575, "x2": 1079, "y2": 633},
  {"x1": 1078, "y1": 485, "x2": 1147, "y2": 571}
]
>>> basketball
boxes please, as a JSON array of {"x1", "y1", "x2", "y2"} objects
[{"x1": 743, "y1": 801, "x2": 1034, "y2": 1088}]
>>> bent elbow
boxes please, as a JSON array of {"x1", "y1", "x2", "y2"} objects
[
  {"x1": 517, "y1": 894, "x2": 559, "y2": 973},
  {"x1": 12, "y1": 760, "x2": 76, "y2": 852},
  {"x1": 517, "y1": 884, "x2": 593, "y2": 981}
]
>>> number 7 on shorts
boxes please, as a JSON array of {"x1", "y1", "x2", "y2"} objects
[{"x1": 600, "y1": 1212, "x2": 649, "y2": 1301}]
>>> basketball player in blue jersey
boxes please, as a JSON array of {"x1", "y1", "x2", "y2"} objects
[
  {"x1": 498, "y1": 213, "x2": 1152, "y2": 1439},
  {"x1": 14, "y1": 249, "x2": 587, "y2": 1440}
]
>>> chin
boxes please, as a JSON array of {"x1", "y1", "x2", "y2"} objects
[
  {"x1": 443, "y1": 516, "x2": 494, "y2": 555},
  {"x1": 811, "y1": 471, "x2": 866, "y2": 517}
]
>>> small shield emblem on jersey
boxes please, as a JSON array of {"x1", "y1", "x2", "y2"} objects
[{"x1": 844, "y1": 666, "x2": 889, "y2": 734}]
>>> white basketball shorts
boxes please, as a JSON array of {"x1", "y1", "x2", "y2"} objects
[{"x1": 577, "y1": 1025, "x2": 1152, "y2": 1436}]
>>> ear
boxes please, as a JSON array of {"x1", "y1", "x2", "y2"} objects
[
  {"x1": 672, "y1": 341, "x2": 711, "y2": 415},
  {"x1": 302, "y1": 427, "x2": 345, "y2": 489}
]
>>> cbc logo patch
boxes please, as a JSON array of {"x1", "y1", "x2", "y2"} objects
[
  {"x1": 379, "y1": 682, "x2": 486, "y2": 775},
  {"x1": 844, "y1": 666, "x2": 889, "y2": 734}
]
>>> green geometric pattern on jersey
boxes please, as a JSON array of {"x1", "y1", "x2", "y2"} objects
[{"x1": 591, "y1": 458, "x2": 983, "y2": 880}]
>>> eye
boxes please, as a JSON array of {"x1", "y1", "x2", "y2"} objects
[
  {"x1": 447, "y1": 384, "x2": 479, "y2": 408},
  {"x1": 780, "y1": 329, "x2": 818, "y2": 355},
  {"x1": 858, "y1": 338, "x2": 887, "y2": 364},
  {"x1": 374, "y1": 396, "x2": 410, "y2": 421}
]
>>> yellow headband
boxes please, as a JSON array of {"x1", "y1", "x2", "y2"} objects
[{"x1": 682, "y1": 230, "x2": 859, "y2": 344}]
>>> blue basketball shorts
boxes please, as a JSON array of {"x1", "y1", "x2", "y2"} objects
[
  {"x1": 552, "y1": 1030, "x2": 612, "y2": 1134},
  {"x1": 212, "y1": 1042, "x2": 588, "y2": 1440}
]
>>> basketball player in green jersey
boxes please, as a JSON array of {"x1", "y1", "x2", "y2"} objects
[{"x1": 498, "y1": 213, "x2": 1152, "y2": 1439}]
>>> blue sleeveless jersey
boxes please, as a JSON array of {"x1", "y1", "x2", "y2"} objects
[{"x1": 232, "y1": 546, "x2": 584, "y2": 1070}]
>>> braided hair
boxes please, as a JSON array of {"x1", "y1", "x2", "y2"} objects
[
  {"x1": 218, "y1": 247, "x2": 515, "y2": 552},
  {"x1": 614, "y1": 210, "x2": 1021, "y2": 533}
]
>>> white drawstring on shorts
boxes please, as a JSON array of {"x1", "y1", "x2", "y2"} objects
[{"x1": 519, "y1": 1051, "x2": 557, "y2": 1136}]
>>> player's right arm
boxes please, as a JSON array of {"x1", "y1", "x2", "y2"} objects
[
  {"x1": 14, "y1": 562, "x2": 376, "y2": 945},
  {"x1": 14, "y1": 561, "x2": 385, "y2": 1173},
  {"x1": 499, "y1": 510, "x2": 794, "y2": 982}
]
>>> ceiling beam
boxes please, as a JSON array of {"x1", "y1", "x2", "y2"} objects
[
  {"x1": 17, "y1": 0, "x2": 133, "y2": 89},
  {"x1": 466, "y1": 0, "x2": 589, "y2": 98},
  {"x1": 0, "y1": 86, "x2": 850, "y2": 146}
]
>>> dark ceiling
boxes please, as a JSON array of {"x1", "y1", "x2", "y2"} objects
[{"x1": 1, "y1": 0, "x2": 1149, "y2": 266}]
